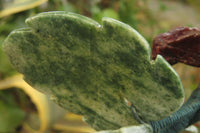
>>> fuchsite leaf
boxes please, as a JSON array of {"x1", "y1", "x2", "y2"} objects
[{"x1": 3, "y1": 11, "x2": 184, "y2": 130}]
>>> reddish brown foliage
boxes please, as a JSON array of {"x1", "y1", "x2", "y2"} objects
[{"x1": 152, "y1": 27, "x2": 200, "y2": 67}]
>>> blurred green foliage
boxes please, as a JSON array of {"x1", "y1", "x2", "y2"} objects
[
  {"x1": 0, "y1": 88, "x2": 27, "y2": 132},
  {"x1": 186, "y1": 0, "x2": 200, "y2": 12}
]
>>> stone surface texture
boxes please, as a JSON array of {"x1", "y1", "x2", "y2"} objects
[{"x1": 3, "y1": 12, "x2": 184, "y2": 130}]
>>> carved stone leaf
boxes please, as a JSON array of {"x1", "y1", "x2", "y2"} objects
[{"x1": 3, "y1": 12, "x2": 184, "y2": 130}]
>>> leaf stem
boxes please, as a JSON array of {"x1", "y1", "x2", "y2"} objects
[{"x1": 130, "y1": 104, "x2": 145, "y2": 124}]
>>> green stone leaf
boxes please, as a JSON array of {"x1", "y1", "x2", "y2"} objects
[{"x1": 2, "y1": 11, "x2": 184, "y2": 130}]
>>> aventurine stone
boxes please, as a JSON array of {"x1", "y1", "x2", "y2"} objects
[{"x1": 3, "y1": 11, "x2": 184, "y2": 130}]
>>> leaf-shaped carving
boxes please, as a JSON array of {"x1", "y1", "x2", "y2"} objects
[{"x1": 3, "y1": 12, "x2": 184, "y2": 130}]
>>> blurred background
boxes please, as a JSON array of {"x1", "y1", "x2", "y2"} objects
[{"x1": 0, "y1": 0, "x2": 200, "y2": 133}]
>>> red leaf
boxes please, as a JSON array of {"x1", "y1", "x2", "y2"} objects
[{"x1": 152, "y1": 27, "x2": 200, "y2": 67}]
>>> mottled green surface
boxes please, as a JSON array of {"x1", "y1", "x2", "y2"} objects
[{"x1": 3, "y1": 11, "x2": 184, "y2": 130}]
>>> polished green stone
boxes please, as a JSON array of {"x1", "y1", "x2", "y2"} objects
[{"x1": 3, "y1": 11, "x2": 184, "y2": 130}]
